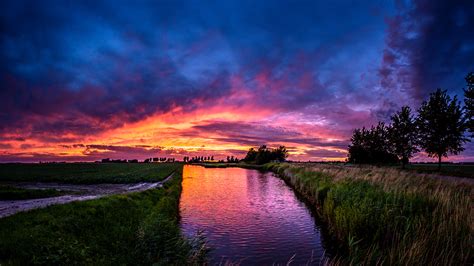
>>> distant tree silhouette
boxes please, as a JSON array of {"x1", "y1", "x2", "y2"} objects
[
  {"x1": 255, "y1": 145, "x2": 271, "y2": 164},
  {"x1": 348, "y1": 122, "x2": 398, "y2": 164},
  {"x1": 417, "y1": 89, "x2": 467, "y2": 170},
  {"x1": 243, "y1": 145, "x2": 288, "y2": 164},
  {"x1": 369, "y1": 122, "x2": 397, "y2": 163},
  {"x1": 243, "y1": 148, "x2": 257, "y2": 162},
  {"x1": 388, "y1": 106, "x2": 419, "y2": 168},
  {"x1": 464, "y1": 72, "x2": 474, "y2": 137},
  {"x1": 348, "y1": 127, "x2": 370, "y2": 164},
  {"x1": 273, "y1": 146, "x2": 289, "y2": 161}
]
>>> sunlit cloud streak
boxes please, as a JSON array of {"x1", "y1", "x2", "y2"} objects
[{"x1": 0, "y1": 0, "x2": 473, "y2": 162}]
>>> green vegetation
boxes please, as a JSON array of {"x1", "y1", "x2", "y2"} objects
[
  {"x1": 388, "y1": 106, "x2": 419, "y2": 168},
  {"x1": 0, "y1": 166, "x2": 206, "y2": 265},
  {"x1": 348, "y1": 122, "x2": 398, "y2": 164},
  {"x1": 263, "y1": 163, "x2": 473, "y2": 265},
  {"x1": 243, "y1": 145, "x2": 288, "y2": 164},
  {"x1": 349, "y1": 77, "x2": 472, "y2": 170},
  {"x1": 417, "y1": 89, "x2": 467, "y2": 168},
  {"x1": 0, "y1": 163, "x2": 180, "y2": 184},
  {"x1": 0, "y1": 185, "x2": 65, "y2": 200}
]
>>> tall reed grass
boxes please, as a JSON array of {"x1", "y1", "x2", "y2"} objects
[{"x1": 263, "y1": 163, "x2": 473, "y2": 265}]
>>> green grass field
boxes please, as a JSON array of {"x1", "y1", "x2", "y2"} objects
[
  {"x1": 406, "y1": 163, "x2": 474, "y2": 178},
  {"x1": 0, "y1": 185, "x2": 65, "y2": 200},
  {"x1": 0, "y1": 165, "x2": 205, "y2": 265},
  {"x1": 0, "y1": 163, "x2": 181, "y2": 184}
]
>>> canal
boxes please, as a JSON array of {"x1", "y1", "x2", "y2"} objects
[{"x1": 179, "y1": 165, "x2": 331, "y2": 265}]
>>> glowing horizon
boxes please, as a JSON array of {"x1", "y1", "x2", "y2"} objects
[{"x1": 1, "y1": 1, "x2": 473, "y2": 162}]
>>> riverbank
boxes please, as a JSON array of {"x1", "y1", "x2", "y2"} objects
[
  {"x1": 0, "y1": 165, "x2": 205, "y2": 264},
  {"x1": 0, "y1": 173, "x2": 175, "y2": 218},
  {"x1": 262, "y1": 163, "x2": 473, "y2": 265}
]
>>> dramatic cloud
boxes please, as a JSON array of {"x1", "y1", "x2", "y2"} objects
[{"x1": 0, "y1": 0, "x2": 472, "y2": 162}]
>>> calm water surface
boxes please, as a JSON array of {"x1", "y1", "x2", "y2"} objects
[{"x1": 179, "y1": 165, "x2": 329, "y2": 265}]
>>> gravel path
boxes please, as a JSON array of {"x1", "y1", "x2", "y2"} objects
[{"x1": 0, "y1": 173, "x2": 174, "y2": 218}]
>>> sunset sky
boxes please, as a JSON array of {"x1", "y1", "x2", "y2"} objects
[{"x1": 1, "y1": 0, "x2": 473, "y2": 162}]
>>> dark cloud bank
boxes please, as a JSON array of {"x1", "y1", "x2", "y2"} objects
[{"x1": 1, "y1": 0, "x2": 473, "y2": 161}]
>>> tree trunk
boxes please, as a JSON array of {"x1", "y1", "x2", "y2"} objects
[
  {"x1": 438, "y1": 155, "x2": 442, "y2": 171},
  {"x1": 401, "y1": 156, "x2": 407, "y2": 169}
]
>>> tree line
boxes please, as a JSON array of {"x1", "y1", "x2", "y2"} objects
[
  {"x1": 184, "y1": 156, "x2": 214, "y2": 163},
  {"x1": 348, "y1": 72, "x2": 474, "y2": 169},
  {"x1": 243, "y1": 145, "x2": 289, "y2": 165},
  {"x1": 185, "y1": 155, "x2": 240, "y2": 163}
]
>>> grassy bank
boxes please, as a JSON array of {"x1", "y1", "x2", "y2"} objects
[
  {"x1": 263, "y1": 163, "x2": 473, "y2": 265},
  {"x1": 0, "y1": 185, "x2": 65, "y2": 200},
  {"x1": 0, "y1": 166, "x2": 205, "y2": 265},
  {"x1": 0, "y1": 163, "x2": 180, "y2": 184}
]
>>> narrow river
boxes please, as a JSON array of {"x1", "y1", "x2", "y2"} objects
[{"x1": 179, "y1": 165, "x2": 330, "y2": 265}]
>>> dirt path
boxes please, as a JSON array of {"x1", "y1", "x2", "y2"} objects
[{"x1": 0, "y1": 173, "x2": 174, "y2": 219}]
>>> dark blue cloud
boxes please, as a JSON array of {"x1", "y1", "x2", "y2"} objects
[
  {"x1": 1, "y1": 0, "x2": 473, "y2": 161},
  {"x1": 380, "y1": 0, "x2": 474, "y2": 102}
]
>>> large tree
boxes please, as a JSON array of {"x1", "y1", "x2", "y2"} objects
[
  {"x1": 348, "y1": 127, "x2": 370, "y2": 164},
  {"x1": 243, "y1": 145, "x2": 289, "y2": 164},
  {"x1": 464, "y1": 72, "x2": 474, "y2": 137},
  {"x1": 347, "y1": 123, "x2": 398, "y2": 164},
  {"x1": 416, "y1": 89, "x2": 467, "y2": 170},
  {"x1": 388, "y1": 106, "x2": 419, "y2": 168}
]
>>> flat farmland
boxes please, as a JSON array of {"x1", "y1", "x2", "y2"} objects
[{"x1": 0, "y1": 163, "x2": 181, "y2": 184}]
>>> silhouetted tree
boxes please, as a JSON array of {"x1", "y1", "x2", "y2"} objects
[
  {"x1": 255, "y1": 145, "x2": 272, "y2": 164},
  {"x1": 273, "y1": 146, "x2": 289, "y2": 161},
  {"x1": 243, "y1": 148, "x2": 257, "y2": 162},
  {"x1": 243, "y1": 145, "x2": 288, "y2": 164},
  {"x1": 417, "y1": 89, "x2": 467, "y2": 170},
  {"x1": 464, "y1": 72, "x2": 474, "y2": 137},
  {"x1": 388, "y1": 106, "x2": 419, "y2": 168},
  {"x1": 348, "y1": 123, "x2": 398, "y2": 164},
  {"x1": 348, "y1": 127, "x2": 370, "y2": 164}
]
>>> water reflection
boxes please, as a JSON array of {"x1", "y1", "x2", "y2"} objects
[{"x1": 180, "y1": 165, "x2": 327, "y2": 265}]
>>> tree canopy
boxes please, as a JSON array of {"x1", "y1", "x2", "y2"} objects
[
  {"x1": 348, "y1": 122, "x2": 398, "y2": 164},
  {"x1": 464, "y1": 72, "x2": 474, "y2": 137},
  {"x1": 243, "y1": 145, "x2": 288, "y2": 165},
  {"x1": 388, "y1": 106, "x2": 419, "y2": 167},
  {"x1": 416, "y1": 89, "x2": 467, "y2": 168}
]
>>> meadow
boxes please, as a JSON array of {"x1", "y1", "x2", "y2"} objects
[
  {"x1": 0, "y1": 185, "x2": 65, "y2": 200},
  {"x1": 0, "y1": 163, "x2": 179, "y2": 184},
  {"x1": 0, "y1": 164, "x2": 206, "y2": 265},
  {"x1": 262, "y1": 163, "x2": 473, "y2": 265}
]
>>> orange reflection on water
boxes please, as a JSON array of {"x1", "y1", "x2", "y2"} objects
[
  {"x1": 181, "y1": 165, "x2": 251, "y2": 228},
  {"x1": 180, "y1": 165, "x2": 326, "y2": 264}
]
